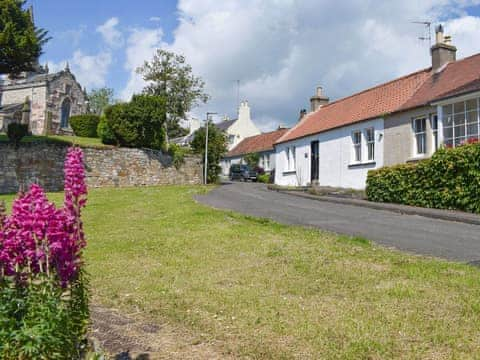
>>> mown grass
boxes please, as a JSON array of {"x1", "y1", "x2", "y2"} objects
[
  {"x1": 1, "y1": 186, "x2": 480, "y2": 359},
  {"x1": 0, "y1": 133, "x2": 109, "y2": 148}
]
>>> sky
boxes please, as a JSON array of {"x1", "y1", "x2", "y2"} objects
[{"x1": 29, "y1": 0, "x2": 480, "y2": 131}]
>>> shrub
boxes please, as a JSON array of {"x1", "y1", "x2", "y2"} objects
[
  {"x1": 7, "y1": 122, "x2": 28, "y2": 147},
  {"x1": 97, "y1": 115, "x2": 117, "y2": 145},
  {"x1": 105, "y1": 95, "x2": 166, "y2": 149},
  {"x1": 69, "y1": 114, "x2": 100, "y2": 138},
  {"x1": 0, "y1": 147, "x2": 90, "y2": 358},
  {"x1": 366, "y1": 143, "x2": 480, "y2": 213},
  {"x1": 258, "y1": 173, "x2": 270, "y2": 183},
  {"x1": 243, "y1": 153, "x2": 260, "y2": 168},
  {"x1": 168, "y1": 143, "x2": 190, "y2": 169},
  {"x1": 191, "y1": 123, "x2": 227, "y2": 183},
  {"x1": 254, "y1": 166, "x2": 265, "y2": 175}
]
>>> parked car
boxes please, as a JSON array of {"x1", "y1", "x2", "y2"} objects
[{"x1": 229, "y1": 164, "x2": 258, "y2": 182}]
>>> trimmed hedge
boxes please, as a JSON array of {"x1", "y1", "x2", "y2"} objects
[
  {"x1": 7, "y1": 123, "x2": 29, "y2": 148},
  {"x1": 69, "y1": 115, "x2": 100, "y2": 138},
  {"x1": 366, "y1": 142, "x2": 480, "y2": 213}
]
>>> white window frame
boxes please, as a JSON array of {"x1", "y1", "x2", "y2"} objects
[
  {"x1": 430, "y1": 114, "x2": 438, "y2": 152},
  {"x1": 291, "y1": 146, "x2": 296, "y2": 170},
  {"x1": 365, "y1": 127, "x2": 375, "y2": 161},
  {"x1": 442, "y1": 97, "x2": 480, "y2": 148},
  {"x1": 265, "y1": 154, "x2": 270, "y2": 170},
  {"x1": 352, "y1": 130, "x2": 362, "y2": 162},
  {"x1": 413, "y1": 117, "x2": 427, "y2": 156},
  {"x1": 286, "y1": 147, "x2": 291, "y2": 170}
]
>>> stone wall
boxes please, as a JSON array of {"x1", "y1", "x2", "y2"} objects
[{"x1": 0, "y1": 143, "x2": 202, "y2": 194}]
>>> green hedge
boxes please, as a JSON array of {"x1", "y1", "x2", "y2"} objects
[
  {"x1": 69, "y1": 115, "x2": 100, "y2": 138},
  {"x1": 7, "y1": 123, "x2": 29, "y2": 147},
  {"x1": 366, "y1": 142, "x2": 480, "y2": 213},
  {"x1": 104, "y1": 95, "x2": 166, "y2": 149},
  {"x1": 97, "y1": 115, "x2": 117, "y2": 145}
]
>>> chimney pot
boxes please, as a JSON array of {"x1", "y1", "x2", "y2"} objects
[
  {"x1": 310, "y1": 86, "x2": 329, "y2": 112},
  {"x1": 431, "y1": 24, "x2": 456, "y2": 71}
]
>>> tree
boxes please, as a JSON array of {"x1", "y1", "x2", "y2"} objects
[
  {"x1": 104, "y1": 95, "x2": 167, "y2": 149},
  {"x1": 191, "y1": 123, "x2": 227, "y2": 183},
  {"x1": 136, "y1": 49, "x2": 209, "y2": 141},
  {"x1": 243, "y1": 153, "x2": 260, "y2": 168},
  {"x1": 87, "y1": 87, "x2": 115, "y2": 115},
  {"x1": 0, "y1": 0, "x2": 49, "y2": 76}
]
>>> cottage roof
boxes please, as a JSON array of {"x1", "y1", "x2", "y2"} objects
[
  {"x1": 226, "y1": 128, "x2": 289, "y2": 157},
  {"x1": 277, "y1": 52, "x2": 480, "y2": 144},
  {"x1": 215, "y1": 119, "x2": 237, "y2": 132}
]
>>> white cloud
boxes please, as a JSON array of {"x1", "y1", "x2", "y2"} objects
[
  {"x1": 97, "y1": 17, "x2": 123, "y2": 48},
  {"x1": 445, "y1": 15, "x2": 480, "y2": 57},
  {"x1": 150, "y1": 16, "x2": 162, "y2": 22},
  {"x1": 115, "y1": 1, "x2": 480, "y2": 130},
  {"x1": 157, "y1": 0, "x2": 480, "y2": 130},
  {"x1": 120, "y1": 28, "x2": 164, "y2": 100},
  {"x1": 71, "y1": 50, "x2": 112, "y2": 89},
  {"x1": 48, "y1": 50, "x2": 112, "y2": 90}
]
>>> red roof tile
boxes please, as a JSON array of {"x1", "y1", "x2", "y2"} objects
[
  {"x1": 400, "y1": 53, "x2": 480, "y2": 109},
  {"x1": 226, "y1": 128, "x2": 290, "y2": 157},
  {"x1": 277, "y1": 52, "x2": 480, "y2": 144}
]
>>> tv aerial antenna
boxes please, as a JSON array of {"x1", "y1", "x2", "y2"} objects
[{"x1": 411, "y1": 21, "x2": 432, "y2": 46}]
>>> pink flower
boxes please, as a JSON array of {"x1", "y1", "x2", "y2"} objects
[{"x1": 0, "y1": 147, "x2": 88, "y2": 287}]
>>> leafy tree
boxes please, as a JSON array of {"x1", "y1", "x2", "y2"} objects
[
  {"x1": 0, "y1": 0, "x2": 49, "y2": 77},
  {"x1": 104, "y1": 95, "x2": 166, "y2": 149},
  {"x1": 87, "y1": 87, "x2": 115, "y2": 115},
  {"x1": 136, "y1": 49, "x2": 209, "y2": 141},
  {"x1": 97, "y1": 115, "x2": 117, "y2": 145},
  {"x1": 191, "y1": 122, "x2": 227, "y2": 183},
  {"x1": 243, "y1": 153, "x2": 260, "y2": 168}
]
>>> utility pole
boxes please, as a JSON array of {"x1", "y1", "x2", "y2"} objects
[{"x1": 204, "y1": 112, "x2": 217, "y2": 184}]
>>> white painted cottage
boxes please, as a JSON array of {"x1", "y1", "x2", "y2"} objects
[{"x1": 275, "y1": 25, "x2": 480, "y2": 189}]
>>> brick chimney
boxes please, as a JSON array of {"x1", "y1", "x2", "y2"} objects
[
  {"x1": 431, "y1": 25, "x2": 456, "y2": 71},
  {"x1": 310, "y1": 86, "x2": 329, "y2": 112},
  {"x1": 298, "y1": 109, "x2": 307, "y2": 122}
]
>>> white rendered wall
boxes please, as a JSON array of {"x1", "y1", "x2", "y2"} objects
[
  {"x1": 275, "y1": 118, "x2": 384, "y2": 189},
  {"x1": 226, "y1": 101, "x2": 261, "y2": 150}
]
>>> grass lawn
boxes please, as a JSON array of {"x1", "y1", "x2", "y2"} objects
[
  {"x1": 0, "y1": 133, "x2": 108, "y2": 148},
  {"x1": 1, "y1": 186, "x2": 480, "y2": 358}
]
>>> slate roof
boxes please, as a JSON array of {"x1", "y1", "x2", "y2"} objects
[
  {"x1": 277, "y1": 52, "x2": 480, "y2": 144},
  {"x1": 215, "y1": 119, "x2": 236, "y2": 132},
  {"x1": 226, "y1": 128, "x2": 290, "y2": 157}
]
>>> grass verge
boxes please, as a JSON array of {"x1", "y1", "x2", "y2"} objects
[
  {"x1": 0, "y1": 133, "x2": 110, "y2": 148},
  {"x1": 1, "y1": 186, "x2": 480, "y2": 359}
]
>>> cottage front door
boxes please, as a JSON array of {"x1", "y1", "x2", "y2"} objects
[{"x1": 310, "y1": 140, "x2": 319, "y2": 183}]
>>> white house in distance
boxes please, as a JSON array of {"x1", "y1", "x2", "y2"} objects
[
  {"x1": 275, "y1": 25, "x2": 480, "y2": 189},
  {"x1": 221, "y1": 127, "x2": 289, "y2": 175},
  {"x1": 172, "y1": 101, "x2": 261, "y2": 151},
  {"x1": 216, "y1": 101, "x2": 261, "y2": 150}
]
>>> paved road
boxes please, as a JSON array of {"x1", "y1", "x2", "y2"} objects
[{"x1": 196, "y1": 182, "x2": 480, "y2": 263}]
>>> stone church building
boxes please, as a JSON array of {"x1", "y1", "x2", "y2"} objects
[{"x1": 0, "y1": 62, "x2": 88, "y2": 135}]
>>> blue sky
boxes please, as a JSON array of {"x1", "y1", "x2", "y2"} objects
[
  {"x1": 30, "y1": 0, "x2": 179, "y2": 97},
  {"x1": 26, "y1": 0, "x2": 480, "y2": 130}
]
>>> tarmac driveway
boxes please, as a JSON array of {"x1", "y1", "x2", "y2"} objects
[{"x1": 196, "y1": 182, "x2": 480, "y2": 263}]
